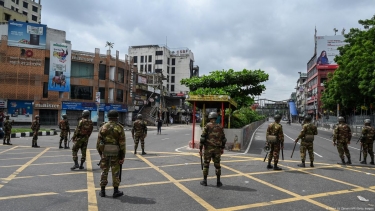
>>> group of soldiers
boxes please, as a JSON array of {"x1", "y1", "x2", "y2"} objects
[
  {"x1": 2, "y1": 114, "x2": 40, "y2": 147},
  {"x1": 265, "y1": 114, "x2": 375, "y2": 170}
]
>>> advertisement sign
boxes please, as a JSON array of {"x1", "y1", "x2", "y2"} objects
[
  {"x1": 0, "y1": 99, "x2": 7, "y2": 108},
  {"x1": 7, "y1": 21, "x2": 47, "y2": 49},
  {"x1": 62, "y1": 102, "x2": 127, "y2": 112},
  {"x1": 316, "y1": 35, "x2": 347, "y2": 69},
  {"x1": 138, "y1": 76, "x2": 147, "y2": 84},
  {"x1": 7, "y1": 100, "x2": 33, "y2": 122},
  {"x1": 48, "y1": 42, "x2": 72, "y2": 92}
]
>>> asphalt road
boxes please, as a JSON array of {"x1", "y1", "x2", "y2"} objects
[{"x1": 1, "y1": 122, "x2": 375, "y2": 211}]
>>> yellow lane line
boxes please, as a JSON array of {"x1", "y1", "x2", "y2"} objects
[
  {"x1": 86, "y1": 150, "x2": 98, "y2": 211},
  {"x1": 5, "y1": 151, "x2": 40, "y2": 155},
  {"x1": 0, "y1": 146, "x2": 18, "y2": 154},
  {"x1": 0, "y1": 156, "x2": 36, "y2": 161},
  {"x1": 0, "y1": 192, "x2": 58, "y2": 200},
  {"x1": 220, "y1": 164, "x2": 334, "y2": 210},
  {"x1": 137, "y1": 154, "x2": 216, "y2": 210},
  {"x1": 0, "y1": 148, "x2": 49, "y2": 189},
  {"x1": 343, "y1": 166, "x2": 375, "y2": 176}
]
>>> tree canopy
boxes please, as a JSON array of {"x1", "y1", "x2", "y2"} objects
[
  {"x1": 180, "y1": 69, "x2": 268, "y2": 108},
  {"x1": 321, "y1": 15, "x2": 375, "y2": 115}
]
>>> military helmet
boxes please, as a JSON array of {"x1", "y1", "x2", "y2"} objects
[
  {"x1": 304, "y1": 115, "x2": 312, "y2": 121},
  {"x1": 274, "y1": 114, "x2": 281, "y2": 120},
  {"x1": 62, "y1": 114, "x2": 67, "y2": 119},
  {"x1": 338, "y1": 116, "x2": 345, "y2": 122},
  {"x1": 208, "y1": 112, "x2": 218, "y2": 119},
  {"x1": 82, "y1": 110, "x2": 90, "y2": 117},
  {"x1": 35, "y1": 115, "x2": 39, "y2": 119},
  {"x1": 364, "y1": 119, "x2": 371, "y2": 124},
  {"x1": 107, "y1": 110, "x2": 119, "y2": 118},
  {"x1": 136, "y1": 114, "x2": 143, "y2": 119}
]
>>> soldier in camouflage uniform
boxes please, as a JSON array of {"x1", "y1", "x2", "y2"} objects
[
  {"x1": 360, "y1": 119, "x2": 375, "y2": 165},
  {"x1": 71, "y1": 110, "x2": 93, "y2": 170},
  {"x1": 59, "y1": 114, "x2": 70, "y2": 149},
  {"x1": 3, "y1": 115, "x2": 13, "y2": 145},
  {"x1": 31, "y1": 115, "x2": 40, "y2": 148},
  {"x1": 333, "y1": 116, "x2": 352, "y2": 165},
  {"x1": 266, "y1": 114, "x2": 284, "y2": 170},
  {"x1": 199, "y1": 112, "x2": 227, "y2": 187},
  {"x1": 132, "y1": 114, "x2": 147, "y2": 155},
  {"x1": 97, "y1": 110, "x2": 125, "y2": 198},
  {"x1": 294, "y1": 116, "x2": 318, "y2": 167}
]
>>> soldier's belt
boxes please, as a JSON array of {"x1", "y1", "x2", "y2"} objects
[
  {"x1": 103, "y1": 145, "x2": 120, "y2": 156},
  {"x1": 304, "y1": 135, "x2": 314, "y2": 142},
  {"x1": 267, "y1": 135, "x2": 277, "y2": 143}
]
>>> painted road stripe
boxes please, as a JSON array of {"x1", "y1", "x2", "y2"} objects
[
  {"x1": 85, "y1": 150, "x2": 98, "y2": 211},
  {"x1": 285, "y1": 134, "x2": 323, "y2": 157},
  {"x1": 0, "y1": 146, "x2": 18, "y2": 154},
  {"x1": 0, "y1": 192, "x2": 58, "y2": 201}
]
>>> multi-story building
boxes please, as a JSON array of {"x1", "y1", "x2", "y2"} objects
[
  {"x1": 295, "y1": 72, "x2": 307, "y2": 120},
  {"x1": 1, "y1": 0, "x2": 41, "y2": 23},
  {"x1": 0, "y1": 21, "x2": 134, "y2": 126}
]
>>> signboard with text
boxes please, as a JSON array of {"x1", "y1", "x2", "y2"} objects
[
  {"x1": 7, "y1": 100, "x2": 33, "y2": 122},
  {"x1": 7, "y1": 21, "x2": 47, "y2": 49},
  {"x1": 62, "y1": 102, "x2": 127, "y2": 112},
  {"x1": 48, "y1": 42, "x2": 72, "y2": 92},
  {"x1": 316, "y1": 35, "x2": 347, "y2": 69}
]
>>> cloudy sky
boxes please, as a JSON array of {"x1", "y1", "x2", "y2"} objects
[{"x1": 41, "y1": 0, "x2": 375, "y2": 101}]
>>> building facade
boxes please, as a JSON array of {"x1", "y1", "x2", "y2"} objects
[{"x1": 1, "y1": 0, "x2": 41, "y2": 23}]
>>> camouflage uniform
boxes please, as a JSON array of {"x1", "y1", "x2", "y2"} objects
[
  {"x1": 132, "y1": 116, "x2": 147, "y2": 155},
  {"x1": 360, "y1": 124, "x2": 375, "y2": 165},
  {"x1": 71, "y1": 114, "x2": 93, "y2": 170},
  {"x1": 333, "y1": 119, "x2": 352, "y2": 164},
  {"x1": 3, "y1": 116, "x2": 13, "y2": 145},
  {"x1": 59, "y1": 118, "x2": 70, "y2": 149},
  {"x1": 266, "y1": 116, "x2": 284, "y2": 170},
  {"x1": 199, "y1": 112, "x2": 227, "y2": 187},
  {"x1": 296, "y1": 122, "x2": 317, "y2": 167},
  {"x1": 31, "y1": 116, "x2": 40, "y2": 147}
]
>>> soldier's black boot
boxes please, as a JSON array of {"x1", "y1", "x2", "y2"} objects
[
  {"x1": 59, "y1": 141, "x2": 63, "y2": 149},
  {"x1": 337, "y1": 158, "x2": 346, "y2": 165},
  {"x1": 370, "y1": 157, "x2": 375, "y2": 165},
  {"x1": 79, "y1": 160, "x2": 85, "y2": 169},
  {"x1": 346, "y1": 157, "x2": 352, "y2": 165},
  {"x1": 360, "y1": 156, "x2": 367, "y2": 164},
  {"x1": 6, "y1": 140, "x2": 12, "y2": 145},
  {"x1": 200, "y1": 175, "x2": 207, "y2": 186},
  {"x1": 64, "y1": 143, "x2": 69, "y2": 149},
  {"x1": 113, "y1": 187, "x2": 124, "y2": 198},
  {"x1": 273, "y1": 163, "x2": 282, "y2": 171},
  {"x1": 141, "y1": 148, "x2": 147, "y2": 155},
  {"x1": 266, "y1": 160, "x2": 273, "y2": 169},
  {"x1": 297, "y1": 161, "x2": 305, "y2": 167},
  {"x1": 99, "y1": 186, "x2": 106, "y2": 197},
  {"x1": 70, "y1": 160, "x2": 79, "y2": 170},
  {"x1": 34, "y1": 142, "x2": 40, "y2": 148},
  {"x1": 217, "y1": 175, "x2": 222, "y2": 187},
  {"x1": 310, "y1": 161, "x2": 314, "y2": 167},
  {"x1": 3, "y1": 139, "x2": 6, "y2": 145}
]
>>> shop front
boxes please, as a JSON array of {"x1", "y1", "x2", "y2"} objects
[{"x1": 34, "y1": 101, "x2": 61, "y2": 125}]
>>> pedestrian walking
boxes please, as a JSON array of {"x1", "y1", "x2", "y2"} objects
[
  {"x1": 97, "y1": 110, "x2": 125, "y2": 198},
  {"x1": 333, "y1": 116, "x2": 352, "y2": 165},
  {"x1": 294, "y1": 116, "x2": 317, "y2": 167},
  {"x1": 265, "y1": 114, "x2": 284, "y2": 170},
  {"x1": 199, "y1": 112, "x2": 227, "y2": 187},
  {"x1": 70, "y1": 110, "x2": 93, "y2": 170}
]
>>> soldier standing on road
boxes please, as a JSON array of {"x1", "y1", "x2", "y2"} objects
[
  {"x1": 132, "y1": 114, "x2": 147, "y2": 155},
  {"x1": 360, "y1": 119, "x2": 375, "y2": 165},
  {"x1": 333, "y1": 116, "x2": 352, "y2": 165},
  {"x1": 294, "y1": 116, "x2": 318, "y2": 167},
  {"x1": 156, "y1": 117, "x2": 162, "y2": 135},
  {"x1": 71, "y1": 110, "x2": 93, "y2": 170},
  {"x1": 59, "y1": 114, "x2": 70, "y2": 149},
  {"x1": 97, "y1": 110, "x2": 125, "y2": 198},
  {"x1": 31, "y1": 115, "x2": 40, "y2": 148},
  {"x1": 266, "y1": 114, "x2": 284, "y2": 170},
  {"x1": 3, "y1": 115, "x2": 14, "y2": 145},
  {"x1": 199, "y1": 112, "x2": 227, "y2": 187}
]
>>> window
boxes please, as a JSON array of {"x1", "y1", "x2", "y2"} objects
[
  {"x1": 4, "y1": 13, "x2": 10, "y2": 21},
  {"x1": 167, "y1": 75, "x2": 169, "y2": 83},
  {"x1": 118, "y1": 68, "x2": 124, "y2": 83},
  {"x1": 156, "y1": 51, "x2": 163, "y2": 55},
  {"x1": 116, "y1": 89, "x2": 123, "y2": 102},
  {"x1": 71, "y1": 62, "x2": 94, "y2": 79},
  {"x1": 167, "y1": 84, "x2": 169, "y2": 91},
  {"x1": 171, "y1": 76, "x2": 175, "y2": 83},
  {"x1": 172, "y1": 58, "x2": 175, "y2": 65},
  {"x1": 148, "y1": 55, "x2": 152, "y2": 62},
  {"x1": 44, "y1": 58, "x2": 50, "y2": 75},
  {"x1": 140, "y1": 65, "x2": 144, "y2": 72},
  {"x1": 167, "y1": 58, "x2": 170, "y2": 65},
  {"x1": 70, "y1": 85, "x2": 93, "y2": 100},
  {"x1": 148, "y1": 64, "x2": 151, "y2": 72},
  {"x1": 16, "y1": 0, "x2": 19, "y2": 4},
  {"x1": 155, "y1": 60, "x2": 163, "y2": 64},
  {"x1": 99, "y1": 64, "x2": 106, "y2": 80},
  {"x1": 167, "y1": 66, "x2": 169, "y2": 74},
  {"x1": 171, "y1": 67, "x2": 175, "y2": 74},
  {"x1": 43, "y1": 82, "x2": 48, "y2": 98},
  {"x1": 133, "y1": 56, "x2": 138, "y2": 63},
  {"x1": 140, "y1": 56, "x2": 144, "y2": 63},
  {"x1": 12, "y1": 0, "x2": 15, "y2": 3},
  {"x1": 32, "y1": 5, "x2": 38, "y2": 12},
  {"x1": 171, "y1": 85, "x2": 175, "y2": 92},
  {"x1": 23, "y1": 2, "x2": 28, "y2": 8},
  {"x1": 155, "y1": 69, "x2": 162, "y2": 73},
  {"x1": 99, "y1": 87, "x2": 105, "y2": 100},
  {"x1": 23, "y1": 11, "x2": 27, "y2": 16},
  {"x1": 11, "y1": 6, "x2": 15, "y2": 10},
  {"x1": 32, "y1": 15, "x2": 37, "y2": 22}
]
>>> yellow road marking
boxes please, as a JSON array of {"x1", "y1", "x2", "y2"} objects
[
  {"x1": 137, "y1": 154, "x2": 216, "y2": 210},
  {"x1": 0, "y1": 146, "x2": 18, "y2": 154},
  {"x1": 0, "y1": 148, "x2": 49, "y2": 189},
  {"x1": 0, "y1": 192, "x2": 58, "y2": 200},
  {"x1": 86, "y1": 150, "x2": 98, "y2": 211}
]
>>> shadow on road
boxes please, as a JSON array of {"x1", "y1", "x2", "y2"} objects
[
  {"x1": 117, "y1": 195, "x2": 156, "y2": 204},
  {"x1": 214, "y1": 184, "x2": 257, "y2": 192}
]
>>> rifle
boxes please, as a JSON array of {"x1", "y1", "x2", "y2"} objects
[
  {"x1": 291, "y1": 141, "x2": 297, "y2": 158},
  {"x1": 200, "y1": 154, "x2": 203, "y2": 170},
  {"x1": 119, "y1": 164, "x2": 122, "y2": 182},
  {"x1": 68, "y1": 131, "x2": 71, "y2": 149},
  {"x1": 281, "y1": 145, "x2": 284, "y2": 161},
  {"x1": 359, "y1": 145, "x2": 362, "y2": 162},
  {"x1": 356, "y1": 135, "x2": 363, "y2": 144},
  {"x1": 263, "y1": 151, "x2": 269, "y2": 162}
]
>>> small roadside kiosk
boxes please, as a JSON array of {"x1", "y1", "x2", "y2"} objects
[{"x1": 185, "y1": 95, "x2": 238, "y2": 148}]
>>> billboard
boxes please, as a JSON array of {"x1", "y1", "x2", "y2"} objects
[
  {"x1": 7, "y1": 100, "x2": 33, "y2": 122},
  {"x1": 316, "y1": 35, "x2": 347, "y2": 69},
  {"x1": 48, "y1": 42, "x2": 71, "y2": 92},
  {"x1": 7, "y1": 20, "x2": 47, "y2": 49}
]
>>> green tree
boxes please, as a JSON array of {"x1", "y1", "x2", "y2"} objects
[
  {"x1": 180, "y1": 69, "x2": 268, "y2": 108},
  {"x1": 321, "y1": 15, "x2": 375, "y2": 115},
  {"x1": 105, "y1": 41, "x2": 114, "y2": 51}
]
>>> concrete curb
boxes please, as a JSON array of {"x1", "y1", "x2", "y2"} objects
[{"x1": 10, "y1": 131, "x2": 58, "y2": 138}]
